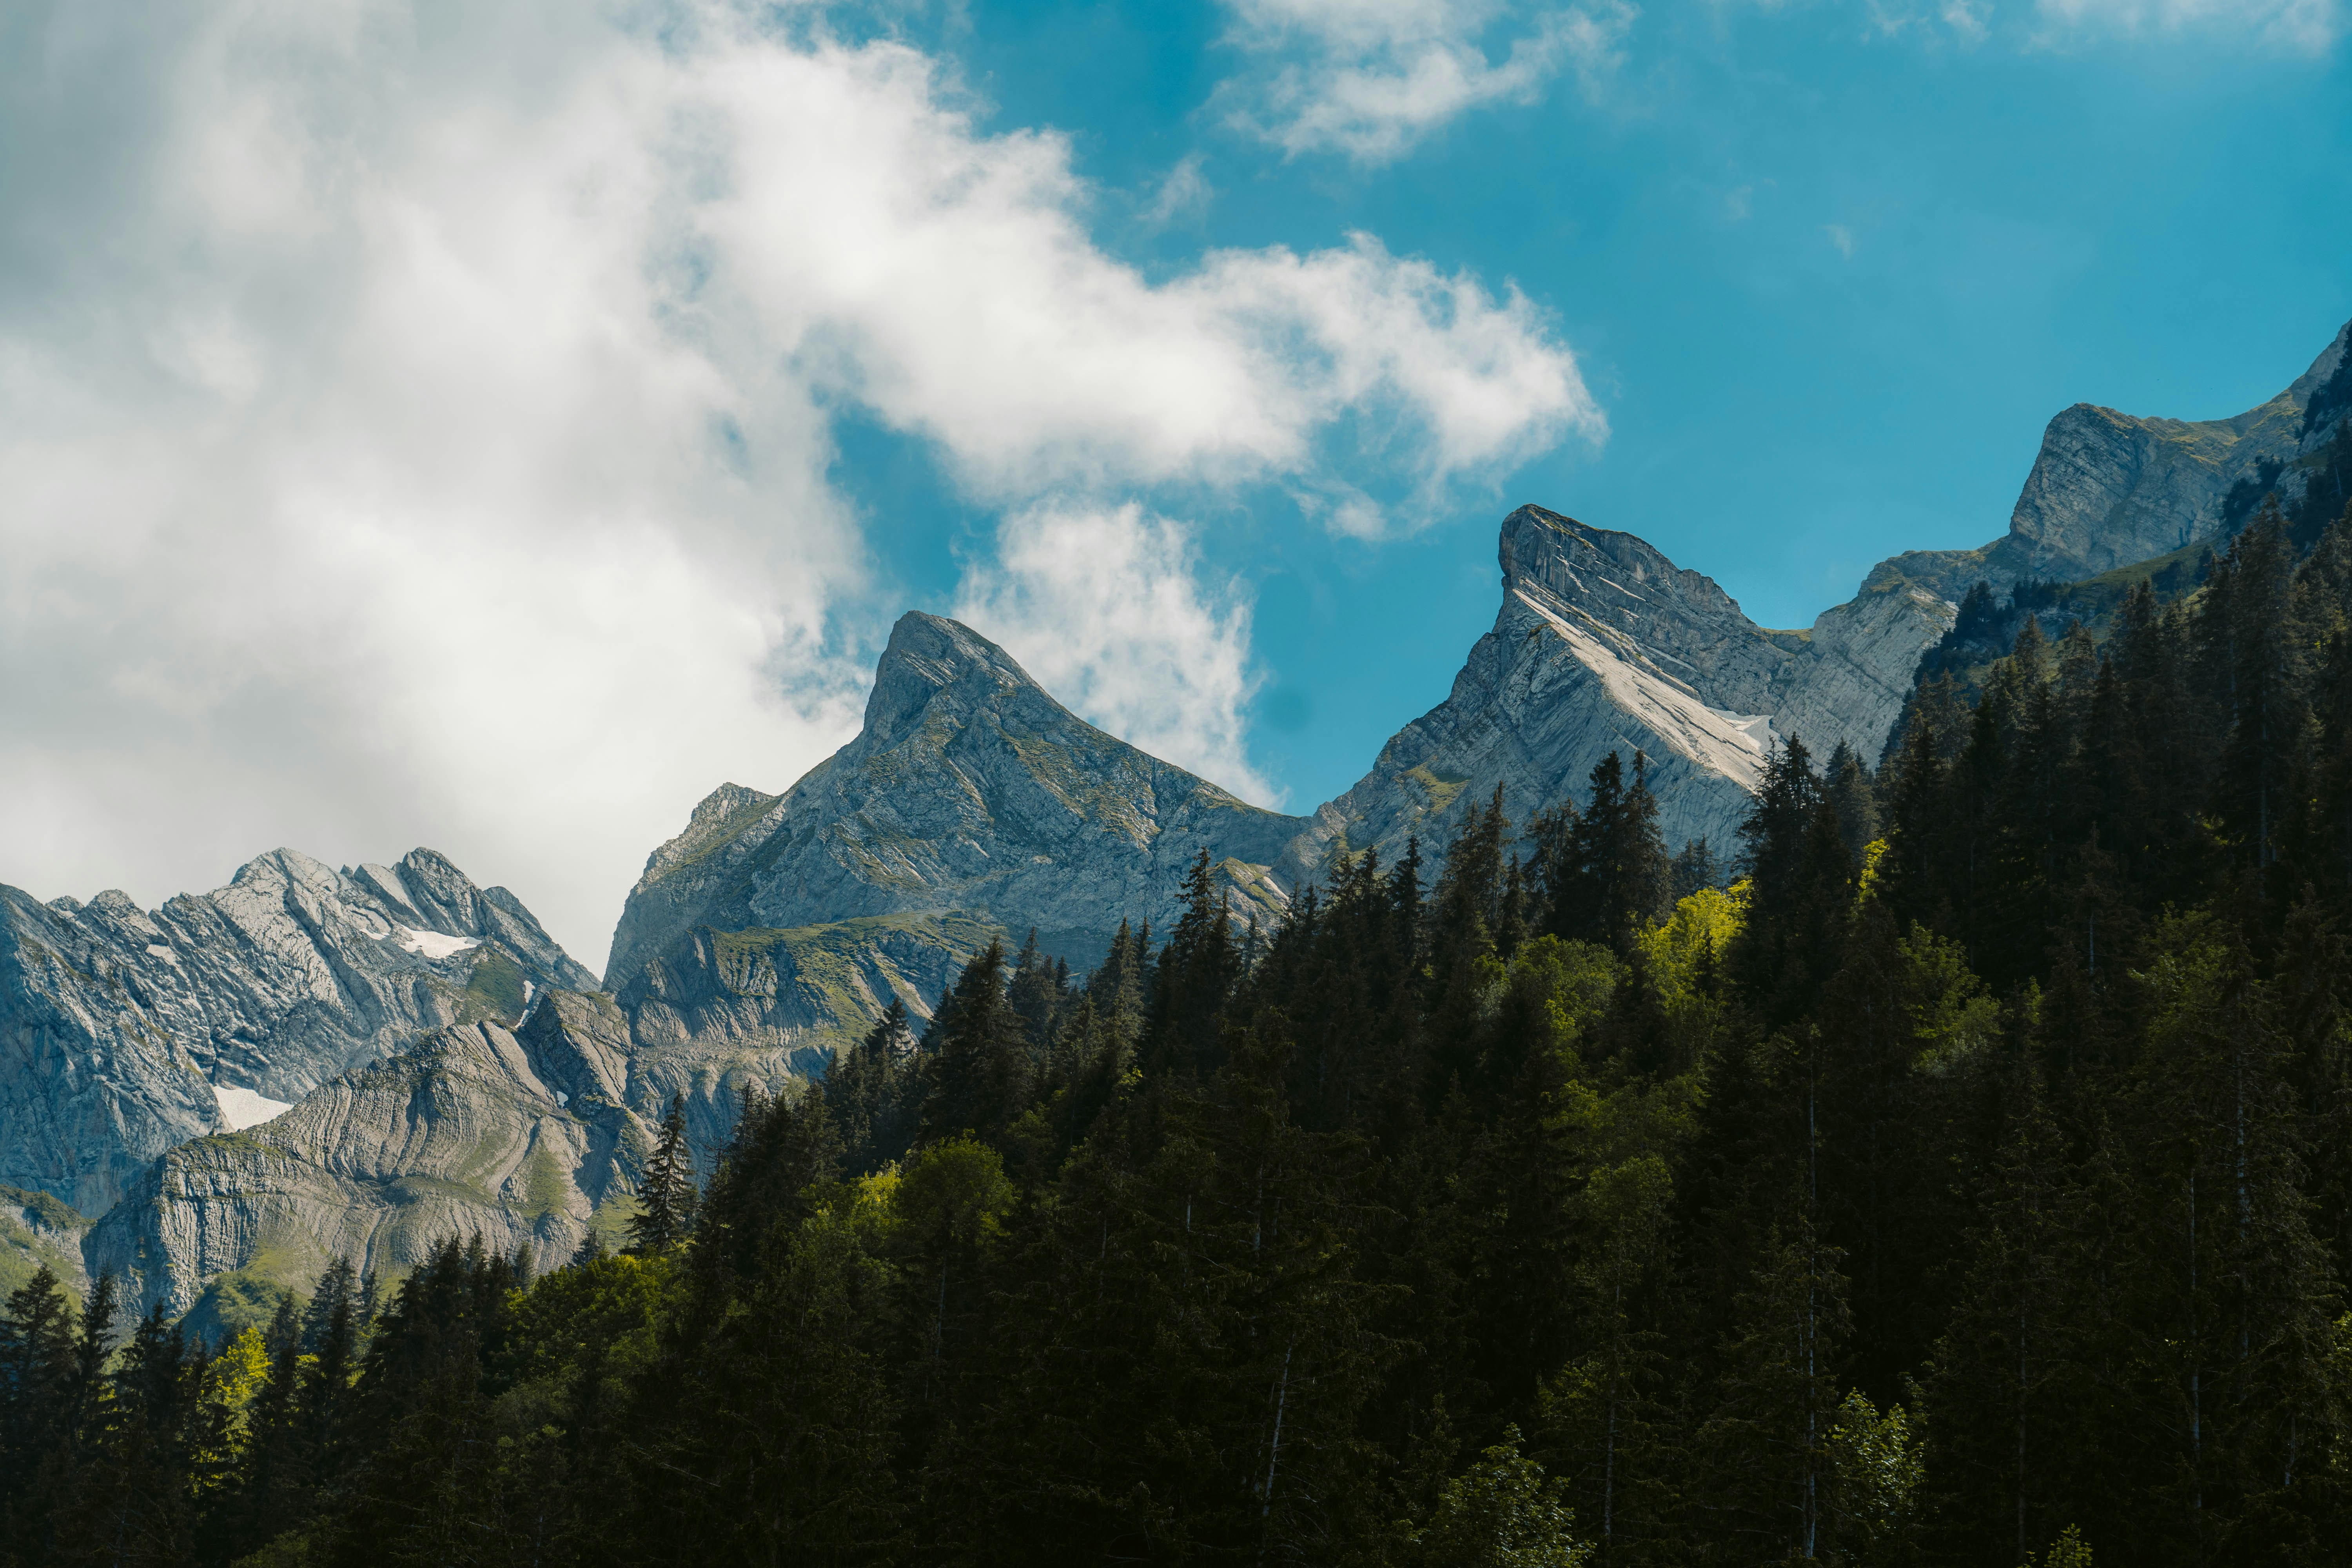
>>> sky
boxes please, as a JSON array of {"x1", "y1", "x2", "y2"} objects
[{"x1": 3, "y1": 0, "x2": 2348, "y2": 971}]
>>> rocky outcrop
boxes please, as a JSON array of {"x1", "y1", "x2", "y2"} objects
[
  {"x1": 0, "y1": 1186, "x2": 90, "y2": 1300},
  {"x1": 0, "y1": 849, "x2": 594, "y2": 1215},
  {"x1": 1884, "y1": 319, "x2": 2352, "y2": 601},
  {"x1": 87, "y1": 987, "x2": 809, "y2": 1320},
  {"x1": 604, "y1": 613, "x2": 1308, "y2": 1045},
  {"x1": 617, "y1": 913, "x2": 997, "y2": 1064},
  {"x1": 1277, "y1": 506, "x2": 1953, "y2": 879},
  {"x1": 601, "y1": 784, "x2": 784, "y2": 1006}
]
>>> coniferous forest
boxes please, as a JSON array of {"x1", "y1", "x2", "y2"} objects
[{"x1": 15, "y1": 503, "x2": 2352, "y2": 1566}]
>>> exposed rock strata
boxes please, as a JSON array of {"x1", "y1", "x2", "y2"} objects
[
  {"x1": 1277, "y1": 506, "x2": 1953, "y2": 881},
  {"x1": 87, "y1": 988, "x2": 806, "y2": 1319},
  {"x1": 0, "y1": 849, "x2": 593, "y2": 1214},
  {"x1": 1880, "y1": 319, "x2": 2352, "y2": 599},
  {"x1": 604, "y1": 613, "x2": 1308, "y2": 1033}
]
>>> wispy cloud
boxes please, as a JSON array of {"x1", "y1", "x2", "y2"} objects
[
  {"x1": 1854, "y1": 0, "x2": 2339, "y2": 49},
  {"x1": 2032, "y1": 0, "x2": 2340, "y2": 50},
  {"x1": 1217, "y1": 0, "x2": 1637, "y2": 162},
  {"x1": 1142, "y1": 154, "x2": 1215, "y2": 227}
]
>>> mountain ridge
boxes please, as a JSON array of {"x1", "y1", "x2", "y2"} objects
[{"x1": 9, "y1": 313, "x2": 2352, "y2": 1331}]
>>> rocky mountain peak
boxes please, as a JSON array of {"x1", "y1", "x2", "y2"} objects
[
  {"x1": 0, "y1": 847, "x2": 593, "y2": 1215},
  {"x1": 1278, "y1": 503, "x2": 1954, "y2": 887},
  {"x1": 602, "y1": 611, "x2": 1307, "y2": 1049},
  {"x1": 2289, "y1": 318, "x2": 2351, "y2": 405},
  {"x1": 864, "y1": 611, "x2": 1055, "y2": 745},
  {"x1": 1896, "y1": 316, "x2": 2352, "y2": 597},
  {"x1": 1500, "y1": 505, "x2": 1744, "y2": 626}
]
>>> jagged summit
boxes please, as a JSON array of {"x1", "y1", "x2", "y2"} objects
[
  {"x1": 0, "y1": 847, "x2": 593, "y2": 1214},
  {"x1": 862, "y1": 611, "x2": 1060, "y2": 743},
  {"x1": 1277, "y1": 505, "x2": 1953, "y2": 884},
  {"x1": 603, "y1": 611, "x2": 1305, "y2": 1031},
  {"x1": 1882, "y1": 317, "x2": 2352, "y2": 597}
]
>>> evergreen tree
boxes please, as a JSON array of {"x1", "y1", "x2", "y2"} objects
[
  {"x1": 1825, "y1": 742, "x2": 1881, "y2": 867},
  {"x1": 1007, "y1": 927, "x2": 1063, "y2": 1051},
  {"x1": 829, "y1": 995, "x2": 919, "y2": 1176},
  {"x1": 1670, "y1": 838, "x2": 1724, "y2": 902},
  {"x1": 1548, "y1": 751, "x2": 1672, "y2": 955},
  {"x1": 918, "y1": 940, "x2": 1033, "y2": 1143},
  {"x1": 629, "y1": 1094, "x2": 699, "y2": 1254}
]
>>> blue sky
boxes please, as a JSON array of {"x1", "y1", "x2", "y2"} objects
[{"x1": 4, "y1": 0, "x2": 2348, "y2": 961}]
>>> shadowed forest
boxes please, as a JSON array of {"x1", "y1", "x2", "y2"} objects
[{"x1": 10, "y1": 503, "x2": 2352, "y2": 1565}]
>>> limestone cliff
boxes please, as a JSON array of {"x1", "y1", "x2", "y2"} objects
[
  {"x1": 1277, "y1": 506, "x2": 1953, "y2": 880},
  {"x1": 604, "y1": 612, "x2": 1309, "y2": 1047},
  {"x1": 1878, "y1": 319, "x2": 2352, "y2": 599},
  {"x1": 86, "y1": 988, "x2": 808, "y2": 1321},
  {"x1": 0, "y1": 848, "x2": 595, "y2": 1215}
]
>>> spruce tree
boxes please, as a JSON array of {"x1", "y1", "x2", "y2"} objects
[
  {"x1": 629, "y1": 1094, "x2": 698, "y2": 1254},
  {"x1": 918, "y1": 941, "x2": 1033, "y2": 1143}
]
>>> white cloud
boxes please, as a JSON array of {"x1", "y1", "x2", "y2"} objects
[
  {"x1": 0, "y1": 0, "x2": 1594, "y2": 965},
  {"x1": 953, "y1": 503, "x2": 1277, "y2": 803},
  {"x1": 1824, "y1": 222, "x2": 1857, "y2": 257},
  {"x1": 1220, "y1": 0, "x2": 1636, "y2": 162}
]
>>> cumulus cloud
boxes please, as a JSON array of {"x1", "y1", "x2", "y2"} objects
[
  {"x1": 0, "y1": 0, "x2": 1594, "y2": 963},
  {"x1": 953, "y1": 504, "x2": 1275, "y2": 803},
  {"x1": 1219, "y1": 0, "x2": 1637, "y2": 161}
]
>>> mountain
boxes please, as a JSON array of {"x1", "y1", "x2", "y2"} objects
[
  {"x1": 1277, "y1": 505, "x2": 1956, "y2": 881},
  {"x1": 87, "y1": 986, "x2": 811, "y2": 1323},
  {"x1": 1877, "y1": 319, "x2": 2352, "y2": 599},
  {"x1": 16, "y1": 315, "x2": 2352, "y2": 1338},
  {"x1": 603, "y1": 612, "x2": 1308, "y2": 1040},
  {"x1": 0, "y1": 848, "x2": 594, "y2": 1216}
]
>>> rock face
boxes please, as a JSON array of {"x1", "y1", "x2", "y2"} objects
[
  {"x1": 1277, "y1": 506, "x2": 1954, "y2": 880},
  {"x1": 1878, "y1": 319, "x2": 2352, "y2": 599},
  {"x1": 0, "y1": 849, "x2": 595, "y2": 1215},
  {"x1": 604, "y1": 612, "x2": 1308, "y2": 1042},
  {"x1": 0, "y1": 1185, "x2": 91, "y2": 1300},
  {"x1": 87, "y1": 987, "x2": 809, "y2": 1320}
]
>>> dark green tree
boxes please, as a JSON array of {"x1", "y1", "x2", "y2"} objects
[{"x1": 628, "y1": 1094, "x2": 699, "y2": 1254}]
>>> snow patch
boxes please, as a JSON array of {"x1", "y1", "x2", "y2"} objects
[
  {"x1": 395, "y1": 927, "x2": 481, "y2": 960},
  {"x1": 214, "y1": 1083, "x2": 294, "y2": 1131},
  {"x1": 145, "y1": 943, "x2": 181, "y2": 965}
]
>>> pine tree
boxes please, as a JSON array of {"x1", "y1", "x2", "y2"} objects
[
  {"x1": 0, "y1": 1265, "x2": 80, "y2": 1561},
  {"x1": 1539, "y1": 753, "x2": 1671, "y2": 955},
  {"x1": 629, "y1": 1094, "x2": 698, "y2": 1254},
  {"x1": 918, "y1": 941, "x2": 1033, "y2": 1143},
  {"x1": 1670, "y1": 838, "x2": 1724, "y2": 901},
  {"x1": 829, "y1": 995, "x2": 918, "y2": 1176},
  {"x1": 1144, "y1": 850, "x2": 1242, "y2": 1082},
  {"x1": 1825, "y1": 742, "x2": 1881, "y2": 867},
  {"x1": 1688, "y1": 1223, "x2": 1852, "y2": 1564},
  {"x1": 1007, "y1": 927, "x2": 1063, "y2": 1052}
]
